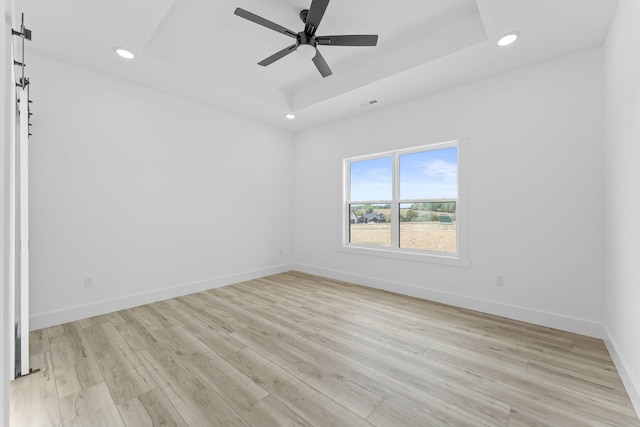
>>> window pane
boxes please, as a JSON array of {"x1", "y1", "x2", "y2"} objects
[
  {"x1": 350, "y1": 157, "x2": 392, "y2": 201},
  {"x1": 400, "y1": 147, "x2": 458, "y2": 200},
  {"x1": 349, "y1": 204, "x2": 390, "y2": 247},
  {"x1": 399, "y1": 202, "x2": 456, "y2": 253}
]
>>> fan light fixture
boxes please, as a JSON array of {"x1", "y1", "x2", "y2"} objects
[
  {"x1": 497, "y1": 33, "x2": 519, "y2": 47},
  {"x1": 115, "y1": 48, "x2": 135, "y2": 59},
  {"x1": 296, "y1": 44, "x2": 316, "y2": 60},
  {"x1": 286, "y1": 113, "x2": 296, "y2": 119}
]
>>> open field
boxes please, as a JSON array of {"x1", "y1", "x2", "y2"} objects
[{"x1": 350, "y1": 222, "x2": 456, "y2": 253}]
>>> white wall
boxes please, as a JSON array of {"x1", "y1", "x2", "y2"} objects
[
  {"x1": 294, "y1": 48, "x2": 605, "y2": 337},
  {"x1": 28, "y1": 52, "x2": 294, "y2": 329},
  {"x1": 603, "y1": 0, "x2": 640, "y2": 413}
]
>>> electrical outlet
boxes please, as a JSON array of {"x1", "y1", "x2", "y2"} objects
[
  {"x1": 279, "y1": 249, "x2": 283, "y2": 256},
  {"x1": 495, "y1": 275, "x2": 505, "y2": 287},
  {"x1": 83, "y1": 276, "x2": 94, "y2": 288}
]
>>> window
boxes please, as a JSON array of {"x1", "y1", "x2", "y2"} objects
[{"x1": 343, "y1": 140, "x2": 468, "y2": 265}]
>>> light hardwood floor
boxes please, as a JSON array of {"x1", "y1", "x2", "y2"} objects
[{"x1": 10, "y1": 271, "x2": 640, "y2": 426}]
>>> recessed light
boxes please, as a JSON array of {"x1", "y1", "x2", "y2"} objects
[
  {"x1": 285, "y1": 113, "x2": 296, "y2": 119},
  {"x1": 497, "y1": 32, "x2": 519, "y2": 47},
  {"x1": 115, "y1": 48, "x2": 135, "y2": 59}
]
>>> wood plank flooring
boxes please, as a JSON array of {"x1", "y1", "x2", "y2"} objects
[{"x1": 10, "y1": 271, "x2": 640, "y2": 426}]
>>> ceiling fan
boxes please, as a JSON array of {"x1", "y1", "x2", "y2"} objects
[{"x1": 234, "y1": 0, "x2": 378, "y2": 78}]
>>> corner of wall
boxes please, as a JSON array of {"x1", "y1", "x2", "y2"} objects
[
  {"x1": 602, "y1": 0, "x2": 640, "y2": 420},
  {"x1": 604, "y1": 326, "x2": 640, "y2": 417}
]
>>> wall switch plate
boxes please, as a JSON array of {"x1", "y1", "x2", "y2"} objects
[
  {"x1": 496, "y1": 275, "x2": 505, "y2": 287},
  {"x1": 83, "y1": 276, "x2": 94, "y2": 288}
]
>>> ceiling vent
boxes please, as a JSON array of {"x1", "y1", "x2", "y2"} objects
[{"x1": 360, "y1": 99, "x2": 379, "y2": 107}]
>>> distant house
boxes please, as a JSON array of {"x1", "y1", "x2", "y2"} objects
[
  {"x1": 363, "y1": 213, "x2": 386, "y2": 223},
  {"x1": 351, "y1": 210, "x2": 366, "y2": 224}
]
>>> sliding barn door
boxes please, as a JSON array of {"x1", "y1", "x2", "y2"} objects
[
  {"x1": 17, "y1": 87, "x2": 30, "y2": 376},
  {"x1": 9, "y1": 14, "x2": 32, "y2": 379}
]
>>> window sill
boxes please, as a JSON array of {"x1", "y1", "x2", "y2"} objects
[{"x1": 339, "y1": 245, "x2": 470, "y2": 267}]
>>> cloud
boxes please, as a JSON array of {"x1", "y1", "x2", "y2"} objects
[
  {"x1": 421, "y1": 159, "x2": 457, "y2": 180},
  {"x1": 368, "y1": 167, "x2": 392, "y2": 182}
]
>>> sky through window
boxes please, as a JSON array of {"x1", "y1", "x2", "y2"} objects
[{"x1": 349, "y1": 147, "x2": 457, "y2": 201}]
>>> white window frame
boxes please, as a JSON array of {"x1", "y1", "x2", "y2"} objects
[{"x1": 341, "y1": 139, "x2": 469, "y2": 267}]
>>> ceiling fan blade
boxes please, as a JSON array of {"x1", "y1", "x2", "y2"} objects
[
  {"x1": 304, "y1": 0, "x2": 329, "y2": 35},
  {"x1": 234, "y1": 8, "x2": 297, "y2": 38},
  {"x1": 312, "y1": 50, "x2": 332, "y2": 78},
  {"x1": 316, "y1": 35, "x2": 378, "y2": 46},
  {"x1": 258, "y1": 44, "x2": 297, "y2": 66}
]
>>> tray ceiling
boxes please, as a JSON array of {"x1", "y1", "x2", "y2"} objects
[{"x1": 16, "y1": 0, "x2": 618, "y2": 132}]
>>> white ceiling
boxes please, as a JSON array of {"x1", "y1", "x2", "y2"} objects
[{"x1": 16, "y1": 0, "x2": 618, "y2": 132}]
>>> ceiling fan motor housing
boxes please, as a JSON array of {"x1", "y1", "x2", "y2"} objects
[
  {"x1": 296, "y1": 32, "x2": 317, "y2": 49},
  {"x1": 296, "y1": 33, "x2": 317, "y2": 59}
]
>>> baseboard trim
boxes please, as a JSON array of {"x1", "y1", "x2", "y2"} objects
[
  {"x1": 30, "y1": 263, "x2": 295, "y2": 330},
  {"x1": 604, "y1": 326, "x2": 640, "y2": 418},
  {"x1": 293, "y1": 263, "x2": 605, "y2": 339}
]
